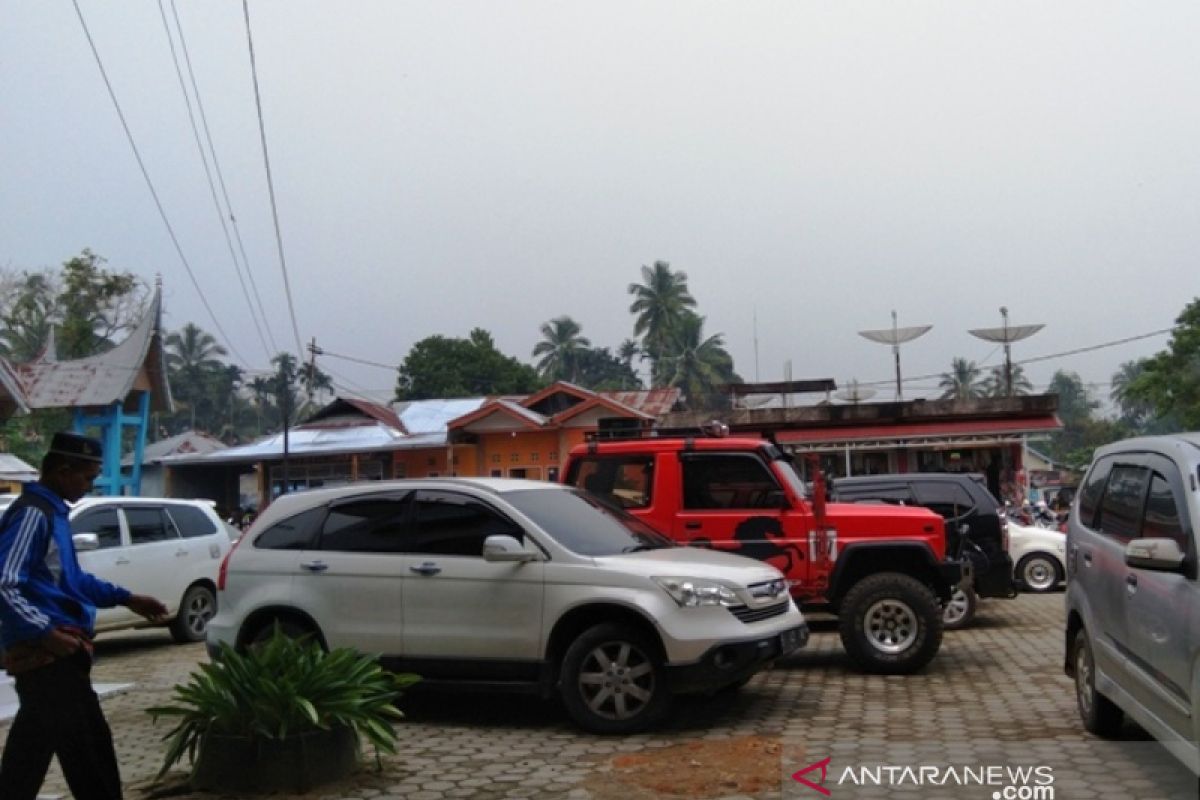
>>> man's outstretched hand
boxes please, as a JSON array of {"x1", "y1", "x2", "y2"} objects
[{"x1": 125, "y1": 594, "x2": 169, "y2": 622}]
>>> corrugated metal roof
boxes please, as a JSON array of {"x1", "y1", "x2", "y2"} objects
[
  {"x1": 123, "y1": 430, "x2": 227, "y2": 466},
  {"x1": 395, "y1": 398, "x2": 487, "y2": 434},
  {"x1": 14, "y1": 290, "x2": 172, "y2": 413},
  {"x1": 599, "y1": 388, "x2": 680, "y2": 417},
  {"x1": 0, "y1": 454, "x2": 37, "y2": 481}
]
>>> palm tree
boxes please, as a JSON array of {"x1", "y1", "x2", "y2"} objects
[
  {"x1": 659, "y1": 313, "x2": 736, "y2": 410},
  {"x1": 982, "y1": 363, "x2": 1033, "y2": 397},
  {"x1": 938, "y1": 358, "x2": 984, "y2": 400},
  {"x1": 627, "y1": 261, "x2": 696, "y2": 384},
  {"x1": 532, "y1": 316, "x2": 591, "y2": 382},
  {"x1": 617, "y1": 339, "x2": 640, "y2": 369},
  {"x1": 165, "y1": 324, "x2": 228, "y2": 431}
]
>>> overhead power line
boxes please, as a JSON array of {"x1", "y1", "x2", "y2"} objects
[
  {"x1": 318, "y1": 349, "x2": 398, "y2": 371},
  {"x1": 156, "y1": 0, "x2": 272, "y2": 362},
  {"x1": 71, "y1": 0, "x2": 249, "y2": 367},
  {"x1": 242, "y1": 0, "x2": 304, "y2": 358}
]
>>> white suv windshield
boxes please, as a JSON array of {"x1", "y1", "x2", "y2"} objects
[{"x1": 503, "y1": 488, "x2": 673, "y2": 557}]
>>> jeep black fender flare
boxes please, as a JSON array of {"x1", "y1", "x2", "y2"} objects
[{"x1": 828, "y1": 541, "x2": 961, "y2": 607}]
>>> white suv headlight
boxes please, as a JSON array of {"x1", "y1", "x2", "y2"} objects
[{"x1": 653, "y1": 577, "x2": 740, "y2": 607}]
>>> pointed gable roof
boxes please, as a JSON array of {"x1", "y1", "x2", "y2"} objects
[
  {"x1": 15, "y1": 288, "x2": 172, "y2": 413},
  {"x1": 302, "y1": 397, "x2": 406, "y2": 433}
]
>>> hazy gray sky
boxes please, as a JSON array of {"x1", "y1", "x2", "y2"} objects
[{"x1": 2, "y1": 1, "x2": 1197, "y2": 403}]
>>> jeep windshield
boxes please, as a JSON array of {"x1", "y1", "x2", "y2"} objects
[
  {"x1": 763, "y1": 443, "x2": 808, "y2": 500},
  {"x1": 504, "y1": 487, "x2": 674, "y2": 557}
]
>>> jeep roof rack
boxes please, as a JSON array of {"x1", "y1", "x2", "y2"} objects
[{"x1": 586, "y1": 419, "x2": 731, "y2": 442}]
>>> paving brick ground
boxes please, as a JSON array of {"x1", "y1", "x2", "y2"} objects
[{"x1": 2, "y1": 593, "x2": 1195, "y2": 799}]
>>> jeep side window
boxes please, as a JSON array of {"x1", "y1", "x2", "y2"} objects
[
  {"x1": 1096, "y1": 465, "x2": 1150, "y2": 543},
  {"x1": 320, "y1": 497, "x2": 410, "y2": 553},
  {"x1": 572, "y1": 457, "x2": 654, "y2": 509},
  {"x1": 681, "y1": 454, "x2": 781, "y2": 510},
  {"x1": 406, "y1": 490, "x2": 522, "y2": 556},
  {"x1": 1077, "y1": 456, "x2": 1114, "y2": 529},
  {"x1": 1143, "y1": 473, "x2": 1186, "y2": 550},
  {"x1": 913, "y1": 482, "x2": 975, "y2": 520}
]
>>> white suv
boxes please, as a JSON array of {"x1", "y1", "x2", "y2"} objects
[
  {"x1": 70, "y1": 497, "x2": 233, "y2": 642},
  {"x1": 1065, "y1": 434, "x2": 1200, "y2": 775},
  {"x1": 207, "y1": 478, "x2": 808, "y2": 733}
]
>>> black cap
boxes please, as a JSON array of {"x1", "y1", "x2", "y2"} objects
[{"x1": 48, "y1": 431, "x2": 103, "y2": 463}]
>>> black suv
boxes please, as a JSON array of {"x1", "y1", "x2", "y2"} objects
[{"x1": 830, "y1": 473, "x2": 1016, "y2": 629}]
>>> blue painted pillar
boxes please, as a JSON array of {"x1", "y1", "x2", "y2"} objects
[{"x1": 73, "y1": 391, "x2": 151, "y2": 496}]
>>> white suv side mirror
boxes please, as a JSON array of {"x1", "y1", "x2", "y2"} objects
[
  {"x1": 72, "y1": 533, "x2": 100, "y2": 552},
  {"x1": 1125, "y1": 538, "x2": 1186, "y2": 572},
  {"x1": 482, "y1": 534, "x2": 538, "y2": 563}
]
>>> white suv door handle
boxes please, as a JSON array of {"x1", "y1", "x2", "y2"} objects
[
  {"x1": 301, "y1": 560, "x2": 328, "y2": 572},
  {"x1": 410, "y1": 562, "x2": 441, "y2": 576}
]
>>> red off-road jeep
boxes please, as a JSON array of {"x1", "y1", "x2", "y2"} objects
[{"x1": 562, "y1": 431, "x2": 961, "y2": 674}]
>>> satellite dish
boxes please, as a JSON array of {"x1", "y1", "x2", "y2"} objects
[
  {"x1": 968, "y1": 307, "x2": 1045, "y2": 397},
  {"x1": 858, "y1": 311, "x2": 932, "y2": 400},
  {"x1": 836, "y1": 380, "x2": 877, "y2": 404}
]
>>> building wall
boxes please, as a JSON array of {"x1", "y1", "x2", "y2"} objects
[{"x1": 474, "y1": 430, "x2": 563, "y2": 481}]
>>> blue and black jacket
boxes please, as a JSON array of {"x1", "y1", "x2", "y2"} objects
[{"x1": 0, "y1": 482, "x2": 130, "y2": 649}]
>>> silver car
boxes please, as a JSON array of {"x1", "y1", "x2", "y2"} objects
[{"x1": 1064, "y1": 434, "x2": 1200, "y2": 775}]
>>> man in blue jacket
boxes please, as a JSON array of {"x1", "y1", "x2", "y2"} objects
[{"x1": 0, "y1": 432, "x2": 167, "y2": 800}]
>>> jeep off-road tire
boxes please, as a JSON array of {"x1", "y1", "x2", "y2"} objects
[
  {"x1": 942, "y1": 584, "x2": 977, "y2": 631},
  {"x1": 559, "y1": 623, "x2": 671, "y2": 734},
  {"x1": 838, "y1": 572, "x2": 943, "y2": 674}
]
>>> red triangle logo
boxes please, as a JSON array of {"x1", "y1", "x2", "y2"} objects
[{"x1": 791, "y1": 756, "x2": 832, "y2": 796}]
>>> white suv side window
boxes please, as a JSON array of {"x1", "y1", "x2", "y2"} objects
[
  {"x1": 319, "y1": 497, "x2": 409, "y2": 553},
  {"x1": 126, "y1": 507, "x2": 179, "y2": 545},
  {"x1": 406, "y1": 490, "x2": 522, "y2": 557}
]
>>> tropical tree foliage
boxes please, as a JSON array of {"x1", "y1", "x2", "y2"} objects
[
  {"x1": 938, "y1": 358, "x2": 984, "y2": 400},
  {"x1": 573, "y1": 347, "x2": 642, "y2": 391},
  {"x1": 1043, "y1": 369, "x2": 1106, "y2": 468},
  {"x1": 628, "y1": 261, "x2": 696, "y2": 384},
  {"x1": 532, "y1": 316, "x2": 591, "y2": 383},
  {"x1": 396, "y1": 329, "x2": 542, "y2": 400},
  {"x1": 1121, "y1": 298, "x2": 1200, "y2": 430},
  {"x1": 659, "y1": 313, "x2": 739, "y2": 410}
]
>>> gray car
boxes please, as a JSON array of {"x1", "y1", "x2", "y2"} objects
[{"x1": 1064, "y1": 434, "x2": 1200, "y2": 776}]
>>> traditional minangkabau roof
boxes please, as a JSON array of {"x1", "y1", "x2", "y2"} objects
[
  {"x1": 0, "y1": 359, "x2": 29, "y2": 420},
  {"x1": 13, "y1": 288, "x2": 172, "y2": 413}
]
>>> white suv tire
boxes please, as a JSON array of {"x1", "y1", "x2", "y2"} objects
[{"x1": 559, "y1": 623, "x2": 671, "y2": 735}]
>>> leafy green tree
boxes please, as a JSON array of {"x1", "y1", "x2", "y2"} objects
[
  {"x1": 1044, "y1": 369, "x2": 1106, "y2": 467},
  {"x1": 938, "y1": 358, "x2": 984, "y2": 400},
  {"x1": 0, "y1": 271, "x2": 56, "y2": 362},
  {"x1": 628, "y1": 261, "x2": 696, "y2": 384},
  {"x1": 659, "y1": 313, "x2": 738, "y2": 411},
  {"x1": 395, "y1": 328, "x2": 542, "y2": 400},
  {"x1": 574, "y1": 347, "x2": 642, "y2": 391},
  {"x1": 532, "y1": 316, "x2": 591, "y2": 383},
  {"x1": 1122, "y1": 298, "x2": 1200, "y2": 430},
  {"x1": 165, "y1": 324, "x2": 228, "y2": 432},
  {"x1": 982, "y1": 363, "x2": 1033, "y2": 397},
  {"x1": 617, "y1": 339, "x2": 640, "y2": 369}
]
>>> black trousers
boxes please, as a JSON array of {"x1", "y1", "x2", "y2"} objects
[{"x1": 0, "y1": 651, "x2": 122, "y2": 800}]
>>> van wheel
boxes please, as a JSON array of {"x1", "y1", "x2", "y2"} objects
[
  {"x1": 169, "y1": 585, "x2": 217, "y2": 643},
  {"x1": 838, "y1": 573, "x2": 943, "y2": 674},
  {"x1": 1073, "y1": 629, "x2": 1123, "y2": 736},
  {"x1": 560, "y1": 623, "x2": 671, "y2": 734},
  {"x1": 942, "y1": 585, "x2": 977, "y2": 631},
  {"x1": 1018, "y1": 554, "x2": 1062, "y2": 593}
]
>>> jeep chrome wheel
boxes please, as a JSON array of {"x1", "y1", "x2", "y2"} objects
[
  {"x1": 560, "y1": 623, "x2": 670, "y2": 734},
  {"x1": 838, "y1": 572, "x2": 943, "y2": 675},
  {"x1": 864, "y1": 598, "x2": 919, "y2": 653}
]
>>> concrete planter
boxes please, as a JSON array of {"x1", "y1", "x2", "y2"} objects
[{"x1": 189, "y1": 724, "x2": 357, "y2": 792}]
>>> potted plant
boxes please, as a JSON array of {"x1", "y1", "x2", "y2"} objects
[{"x1": 148, "y1": 627, "x2": 419, "y2": 793}]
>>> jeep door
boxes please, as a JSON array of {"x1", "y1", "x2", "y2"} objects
[
  {"x1": 299, "y1": 494, "x2": 409, "y2": 655},
  {"x1": 674, "y1": 453, "x2": 804, "y2": 583},
  {"x1": 1121, "y1": 456, "x2": 1197, "y2": 742},
  {"x1": 401, "y1": 489, "x2": 544, "y2": 668}
]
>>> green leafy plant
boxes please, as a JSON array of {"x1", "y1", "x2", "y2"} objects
[{"x1": 147, "y1": 627, "x2": 420, "y2": 778}]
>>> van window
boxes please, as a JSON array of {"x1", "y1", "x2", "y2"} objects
[
  {"x1": 166, "y1": 504, "x2": 218, "y2": 539},
  {"x1": 1143, "y1": 473, "x2": 1186, "y2": 549},
  {"x1": 1096, "y1": 465, "x2": 1149, "y2": 543},
  {"x1": 1078, "y1": 456, "x2": 1114, "y2": 528},
  {"x1": 71, "y1": 508, "x2": 121, "y2": 549},
  {"x1": 126, "y1": 507, "x2": 177, "y2": 544}
]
